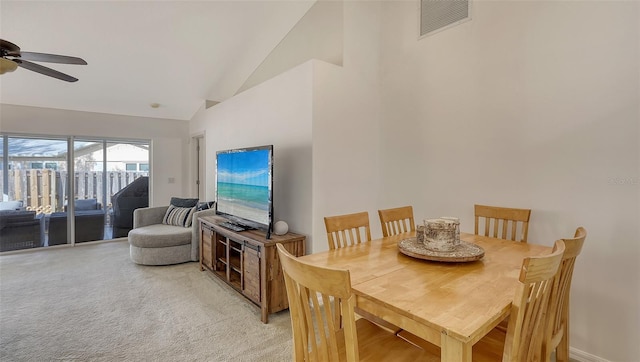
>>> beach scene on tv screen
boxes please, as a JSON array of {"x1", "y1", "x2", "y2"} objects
[{"x1": 217, "y1": 148, "x2": 271, "y2": 226}]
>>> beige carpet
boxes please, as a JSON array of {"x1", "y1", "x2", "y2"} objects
[{"x1": 0, "y1": 241, "x2": 293, "y2": 361}]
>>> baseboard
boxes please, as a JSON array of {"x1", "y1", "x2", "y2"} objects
[
  {"x1": 570, "y1": 347, "x2": 611, "y2": 362},
  {"x1": 0, "y1": 238, "x2": 128, "y2": 255}
]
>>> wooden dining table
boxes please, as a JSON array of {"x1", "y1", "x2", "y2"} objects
[{"x1": 299, "y1": 231, "x2": 552, "y2": 362}]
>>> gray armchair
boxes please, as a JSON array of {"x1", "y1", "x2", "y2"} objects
[
  {"x1": 128, "y1": 206, "x2": 216, "y2": 265},
  {"x1": 47, "y1": 210, "x2": 105, "y2": 246},
  {"x1": 47, "y1": 199, "x2": 105, "y2": 246},
  {"x1": 0, "y1": 210, "x2": 45, "y2": 252}
]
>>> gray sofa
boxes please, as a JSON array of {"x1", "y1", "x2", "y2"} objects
[{"x1": 128, "y1": 206, "x2": 216, "y2": 265}]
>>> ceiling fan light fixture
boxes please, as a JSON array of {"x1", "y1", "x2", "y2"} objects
[{"x1": 0, "y1": 58, "x2": 18, "y2": 74}]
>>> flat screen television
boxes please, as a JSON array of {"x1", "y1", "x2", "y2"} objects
[{"x1": 215, "y1": 145, "x2": 273, "y2": 237}]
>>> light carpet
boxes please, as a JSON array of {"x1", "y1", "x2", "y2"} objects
[{"x1": 0, "y1": 241, "x2": 292, "y2": 361}]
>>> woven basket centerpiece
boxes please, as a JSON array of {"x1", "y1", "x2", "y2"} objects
[{"x1": 422, "y1": 217, "x2": 460, "y2": 252}]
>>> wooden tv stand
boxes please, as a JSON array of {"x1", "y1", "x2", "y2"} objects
[{"x1": 198, "y1": 215, "x2": 306, "y2": 323}]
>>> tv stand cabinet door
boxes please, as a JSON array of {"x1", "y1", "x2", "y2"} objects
[
  {"x1": 200, "y1": 222, "x2": 214, "y2": 271},
  {"x1": 242, "y1": 243, "x2": 261, "y2": 304}
]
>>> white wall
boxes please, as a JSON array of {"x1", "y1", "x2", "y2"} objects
[
  {"x1": 190, "y1": 61, "x2": 313, "y2": 249},
  {"x1": 311, "y1": 0, "x2": 384, "y2": 252},
  {"x1": 378, "y1": 1, "x2": 639, "y2": 361},
  {"x1": 237, "y1": 0, "x2": 343, "y2": 94},
  {"x1": 0, "y1": 104, "x2": 191, "y2": 205},
  {"x1": 311, "y1": 60, "x2": 383, "y2": 252}
]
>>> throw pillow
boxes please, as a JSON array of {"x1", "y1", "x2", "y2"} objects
[
  {"x1": 0, "y1": 200, "x2": 24, "y2": 211},
  {"x1": 196, "y1": 201, "x2": 215, "y2": 211},
  {"x1": 170, "y1": 197, "x2": 199, "y2": 208},
  {"x1": 163, "y1": 205, "x2": 196, "y2": 228}
]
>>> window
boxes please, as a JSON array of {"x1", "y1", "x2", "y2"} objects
[
  {"x1": 139, "y1": 163, "x2": 149, "y2": 171},
  {"x1": 125, "y1": 163, "x2": 137, "y2": 171},
  {"x1": 30, "y1": 162, "x2": 43, "y2": 169}
]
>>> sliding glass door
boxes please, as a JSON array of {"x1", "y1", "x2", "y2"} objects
[
  {"x1": 0, "y1": 134, "x2": 149, "y2": 252},
  {"x1": 1, "y1": 136, "x2": 68, "y2": 251}
]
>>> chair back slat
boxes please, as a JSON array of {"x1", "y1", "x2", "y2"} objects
[
  {"x1": 474, "y1": 204, "x2": 531, "y2": 242},
  {"x1": 378, "y1": 206, "x2": 415, "y2": 237},
  {"x1": 324, "y1": 212, "x2": 371, "y2": 250}
]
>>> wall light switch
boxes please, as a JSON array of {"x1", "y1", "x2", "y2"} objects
[{"x1": 168, "y1": 177, "x2": 175, "y2": 184}]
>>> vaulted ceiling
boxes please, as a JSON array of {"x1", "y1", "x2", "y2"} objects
[{"x1": 0, "y1": 1, "x2": 315, "y2": 121}]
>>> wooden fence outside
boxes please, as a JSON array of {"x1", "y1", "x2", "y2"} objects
[{"x1": 7, "y1": 170, "x2": 147, "y2": 213}]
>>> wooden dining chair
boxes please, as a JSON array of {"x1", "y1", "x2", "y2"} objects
[
  {"x1": 377, "y1": 206, "x2": 415, "y2": 237},
  {"x1": 474, "y1": 204, "x2": 532, "y2": 242},
  {"x1": 276, "y1": 244, "x2": 436, "y2": 361},
  {"x1": 324, "y1": 211, "x2": 400, "y2": 333},
  {"x1": 397, "y1": 240, "x2": 566, "y2": 362},
  {"x1": 324, "y1": 212, "x2": 371, "y2": 250},
  {"x1": 543, "y1": 227, "x2": 587, "y2": 362}
]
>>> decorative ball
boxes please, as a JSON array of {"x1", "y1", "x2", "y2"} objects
[{"x1": 273, "y1": 221, "x2": 289, "y2": 235}]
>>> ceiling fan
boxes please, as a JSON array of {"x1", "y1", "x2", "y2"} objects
[{"x1": 0, "y1": 39, "x2": 87, "y2": 82}]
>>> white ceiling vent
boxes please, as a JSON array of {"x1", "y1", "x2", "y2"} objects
[{"x1": 420, "y1": 0, "x2": 471, "y2": 37}]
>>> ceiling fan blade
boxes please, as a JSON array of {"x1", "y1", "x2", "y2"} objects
[
  {"x1": 19, "y1": 51, "x2": 87, "y2": 65},
  {"x1": 14, "y1": 59, "x2": 79, "y2": 82}
]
